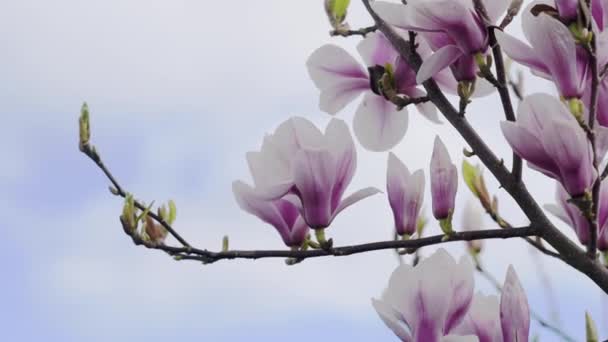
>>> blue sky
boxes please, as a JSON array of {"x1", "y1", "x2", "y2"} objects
[{"x1": 1, "y1": 0, "x2": 607, "y2": 340}]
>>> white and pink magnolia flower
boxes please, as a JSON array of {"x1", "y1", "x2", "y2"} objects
[
  {"x1": 372, "y1": 249, "x2": 477, "y2": 342},
  {"x1": 552, "y1": 0, "x2": 606, "y2": 29},
  {"x1": 372, "y1": 0, "x2": 508, "y2": 85},
  {"x1": 387, "y1": 152, "x2": 425, "y2": 237},
  {"x1": 233, "y1": 181, "x2": 310, "y2": 247},
  {"x1": 495, "y1": 5, "x2": 590, "y2": 100},
  {"x1": 462, "y1": 200, "x2": 484, "y2": 253},
  {"x1": 500, "y1": 93, "x2": 596, "y2": 196},
  {"x1": 545, "y1": 182, "x2": 608, "y2": 251},
  {"x1": 238, "y1": 117, "x2": 379, "y2": 230},
  {"x1": 453, "y1": 266, "x2": 530, "y2": 342},
  {"x1": 500, "y1": 266, "x2": 530, "y2": 342},
  {"x1": 430, "y1": 136, "x2": 458, "y2": 220},
  {"x1": 306, "y1": 31, "x2": 454, "y2": 151}
]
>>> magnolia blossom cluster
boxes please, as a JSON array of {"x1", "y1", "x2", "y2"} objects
[
  {"x1": 230, "y1": 0, "x2": 608, "y2": 339},
  {"x1": 373, "y1": 249, "x2": 529, "y2": 342}
]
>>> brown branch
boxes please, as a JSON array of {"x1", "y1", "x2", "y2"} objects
[
  {"x1": 361, "y1": 0, "x2": 608, "y2": 293},
  {"x1": 330, "y1": 25, "x2": 377, "y2": 37},
  {"x1": 586, "y1": 33, "x2": 601, "y2": 258},
  {"x1": 489, "y1": 26, "x2": 523, "y2": 182},
  {"x1": 156, "y1": 226, "x2": 538, "y2": 264}
]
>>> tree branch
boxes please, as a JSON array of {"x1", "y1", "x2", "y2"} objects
[
  {"x1": 157, "y1": 226, "x2": 538, "y2": 264},
  {"x1": 361, "y1": 0, "x2": 608, "y2": 293}
]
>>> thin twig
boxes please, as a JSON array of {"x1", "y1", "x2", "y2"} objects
[
  {"x1": 158, "y1": 226, "x2": 538, "y2": 264},
  {"x1": 330, "y1": 25, "x2": 377, "y2": 37},
  {"x1": 80, "y1": 146, "x2": 191, "y2": 248},
  {"x1": 489, "y1": 26, "x2": 522, "y2": 182}
]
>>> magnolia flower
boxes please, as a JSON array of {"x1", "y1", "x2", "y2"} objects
[
  {"x1": 372, "y1": 249, "x2": 476, "y2": 341},
  {"x1": 233, "y1": 181, "x2": 310, "y2": 247},
  {"x1": 495, "y1": 6, "x2": 589, "y2": 100},
  {"x1": 500, "y1": 266, "x2": 530, "y2": 342},
  {"x1": 454, "y1": 266, "x2": 530, "y2": 342},
  {"x1": 240, "y1": 117, "x2": 379, "y2": 229},
  {"x1": 500, "y1": 93, "x2": 596, "y2": 196},
  {"x1": 430, "y1": 136, "x2": 458, "y2": 221},
  {"x1": 387, "y1": 152, "x2": 425, "y2": 237},
  {"x1": 372, "y1": 0, "x2": 508, "y2": 85},
  {"x1": 306, "y1": 31, "x2": 454, "y2": 151},
  {"x1": 545, "y1": 182, "x2": 608, "y2": 251},
  {"x1": 552, "y1": 0, "x2": 605, "y2": 29},
  {"x1": 462, "y1": 200, "x2": 484, "y2": 253}
]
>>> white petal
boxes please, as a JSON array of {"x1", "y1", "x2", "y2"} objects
[
  {"x1": 353, "y1": 93, "x2": 408, "y2": 152},
  {"x1": 372, "y1": 299, "x2": 413, "y2": 342},
  {"x1": 403, "y1": 87, "x2": 441, "y2": 123},
  {"x1": 334, "y1": 187, "x2": 381, "y2": 217}
]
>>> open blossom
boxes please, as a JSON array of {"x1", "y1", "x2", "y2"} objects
[
  {"x1": 372, "y1": 249, "x2": 476, "y2": 342},
  {"x1": 495, "y1": 6, "x2": 589, "y2": 100},
  {"x1": 500, "y1": 93, "x2": 596, "y2": 196},
  {"x1": 238, "y1": 117, "x2": 379, "y2": 230},
  {"x1": 372, "y1": 0, "x2": 508, "y2": 85},
  {"x1": 454, "y1": 266, "x2": 530, "y2": 342},
  {"x1": 545, "y1": 182, "x2": 608, "y2": 251},
  {"x1": 233, "y1": 181, "x2": 310, "y2": 247},
  {"x1": 387, "y1": 152, "x2": 425, "y2": 236},
  {"x1": 430, "y1": 136, "x2": 458, "y2": 220},
  {"x1": 306, "y1": 31, "x2": 455, "y2": 151}
]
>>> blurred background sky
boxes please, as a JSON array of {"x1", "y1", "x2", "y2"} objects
[{"x1": 0, "y1": 0, "x2": 606, "y2": 340}]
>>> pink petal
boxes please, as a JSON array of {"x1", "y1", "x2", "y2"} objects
[
  {"x1": 324, "y1": 119, "x2": 357, "y2": 212},
  {"x1": 417, "y1": 45, "x2": 463, "y2": 84},
  {"x1": 306, "y1": 44, "x2": 369, "y2": 114},
  {"x1": 292, "y1": 149, "x2": 337, "y2": 228},
  {"x1": 357, "y1": 31, "x2": 399, "y2": 67},
  {"x1": 500, "y1": 121, "x2": 559, "y2": 177},
  {"x1": 500, "y1": 266, "x2": 530, "y2": 342},
  {"x1": 494, "y1": 30, "x2": 549, "y2": 76}
]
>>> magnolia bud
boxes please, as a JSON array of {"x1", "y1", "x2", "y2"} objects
[{"x1": 324, "y1": 0, "x2": 351, "y2": 31}]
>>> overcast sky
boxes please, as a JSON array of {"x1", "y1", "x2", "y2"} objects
[{"x1": 1, "y1": 0, "x2": 606, "y2": 340}]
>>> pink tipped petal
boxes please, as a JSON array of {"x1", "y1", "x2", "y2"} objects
[
  {"x1": 555, "y1": 0, "x2": 579, "y2": 21},
  {"x1": 527, "y1": 14, "x2": 581, "y2": 97},
  {"x1": 319, "y1": 79, "x2": 370, "y2": 114},
  {"x1": 500, "y1": 266, "x2": 530, "y2": 342},
  {"x1": 500, "y1": 121, "x2": 559, "y2": 177},
  {"x1": 417, "y1": 45, "x2": 463, "y2": 84},
  {"x1": 357, "y1": 31, "x2": 398, "y2": 67},
  {"x1": 430, "y1": 136, "x2": 458, "y2": 219},
  {"x1": 593, "y1": 0, "x2": 605, "y2": 30},
  {"x1": 307, "y1": 45, "x2": 369, "y2": 114},
  {"x1": 494, "y1": 30, "x2": 549, "y2": 76},
  {"x1": 325, "y1": 119, "x2": 357, "y2": 212},
  {"x1": 306, "y1": 44, "x2": 368, "y2": 90},
  {"x1": 444, "y1": 256, "x2": 475, "y2": 333},
  {"x1": 293, "y1": 149, "x2": 337, "y2": 229},
  {"x1": 353, "y1": 93, "x2": 408, "y2": 152},
  {"x1": 372, "y1": 299, "x2": 413, "y2": 342},
  {"x1": 387, "y1": 152, "x2": 410, "y2": 235},
  {"x1": 402, "y1": 169, "x2": 425, "y2": 234},
  {"x1": 232, "y1": 181, "x2": 291, "y2": 245},
  {"x1": 334, "y1": 187, "x2": 381, "y2": 218}
]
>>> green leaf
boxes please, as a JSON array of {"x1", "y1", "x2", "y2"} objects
[
  {"x1": 462, "y1": 159, "x2": 479, "y2": 197},
  {"x1": 331, "y1": 0, "x2": 350, "y2": 20},
  {"x1": 168, "y1": 200, "x2": 177, "y2": 225},
  {"x1": 586, "y1": 311, "x2": 599, "y2": 342}
]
